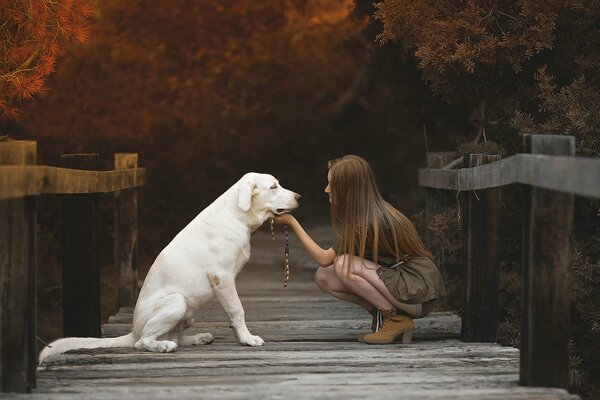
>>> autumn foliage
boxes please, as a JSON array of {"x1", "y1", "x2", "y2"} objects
[
  {"x1": 10, "y1": 1, "x2": 599, "y2": 395},
  {"x1": 376, "y1": 1, "x2": 600, "y2": 396},
  {"x1": 375, "y1": 0, "x2": 600, "y2": 147},
  {"x1": 0, "y1": 0, "x2": 94, "y2": 119}
]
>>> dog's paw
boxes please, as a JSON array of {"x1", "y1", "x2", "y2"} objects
[
  {"x1": 157, "y1": 340, "x2": 178, "y2": 353},
  {"x1": 183, "y1": 333, "x2": 214, "y2": 346},
  {"x1": 239, "y1": 334, "x2": 264, "y2": 347}
]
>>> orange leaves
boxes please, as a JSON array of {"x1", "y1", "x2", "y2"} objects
[
  {"x1": 13, "y1": 72, "x2": 47, "y2": 100},
  {"x1": 0, "y1": 0, "x2": 94, "y2": 119}
]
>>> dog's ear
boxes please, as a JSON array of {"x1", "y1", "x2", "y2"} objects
[{"x1": 237, "y1": 177, "x2": 256, "y2": 211}]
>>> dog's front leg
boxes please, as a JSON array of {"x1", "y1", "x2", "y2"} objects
[{"x1": 208, "y1": 273, "x2": 264, "y2": 346}]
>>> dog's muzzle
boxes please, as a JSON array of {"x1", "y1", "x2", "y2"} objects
[{"x1": 273, "y1": 193, "x2": 300, "y2": 215}]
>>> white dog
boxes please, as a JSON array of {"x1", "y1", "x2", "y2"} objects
[{"x1": 39, "y1": 172, "x2": 300, "y2": 363}]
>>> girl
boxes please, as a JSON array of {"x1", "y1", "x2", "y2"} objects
[{"x1": 275, "y1": 155, "x2": 445, "y2": 344}]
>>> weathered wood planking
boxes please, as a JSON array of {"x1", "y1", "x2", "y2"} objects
[
  {"x1": 24, "y1": 227, "x2": 578, "y2": 400},
  {"x1": 0, "y1": 165, "x2": 147, "y2": 200},
  {"x1": 418, "y1": 150, "x2": 600, "y2": 199},
  {"x1": 101, "y1": 316, "x2": 461, "y2": 343}
]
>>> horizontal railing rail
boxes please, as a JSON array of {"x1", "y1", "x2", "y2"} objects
[
  {"x1": 0, "y1": 165, "x2": 146, "y2": 200},
  {"x1": 419, "y1": 153, "x2": 600, "y2": 197},
  {"x1": 419, "y1": 134, "x2": 599, "y2": 391},
  {"x1": 0, "y1": 141, "x2": 142, "y2": 393}
]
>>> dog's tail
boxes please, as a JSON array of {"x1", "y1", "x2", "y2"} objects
[{"x1": 38, "y1": 333, "x2": 136, "y2": 365}]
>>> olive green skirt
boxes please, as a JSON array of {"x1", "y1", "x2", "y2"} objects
[{"x1": 377, "y1": 256, "x2": 446, "y2": 304}]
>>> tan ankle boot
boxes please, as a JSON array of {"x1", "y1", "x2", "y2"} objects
[
  {"x1": 358, "y1": 309, "x2": 414, "y2": 344},
  {"x1": 369, "y1": 307, "x2": 377, "y2": 332}
]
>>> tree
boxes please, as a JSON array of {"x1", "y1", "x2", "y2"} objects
[
  {"x1": 376, "y1": 1, "x2": 600, "y2": 396},
  {"x1": 0, "y1": 0, "x2": 94, "y2": 119},
  {"x1": 375, "y1": 0, "x2": 600, "y2": 147}
]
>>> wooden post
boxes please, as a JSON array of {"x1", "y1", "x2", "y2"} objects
[
  {"x1": 520, "y1": 134, "x2": 574, "y2": 389},
  {"x1": 425, "y1": 152, "x2": 456, "y2": 276},
  {"x1": 460, "y1": 153, "x2": 502, "y2": 342},
  {"x1": 425, "y1": 152, "x2": 456, "y2": 222},
  {"x1": 114, "y1": 153, "x2": 139, "y2": 308},
  {"x1": 0, "y1": 141, "x2": 37, "y2": 392},
  {"x1": 60, "y1": 154, "x2": 101, "y2": 338}
]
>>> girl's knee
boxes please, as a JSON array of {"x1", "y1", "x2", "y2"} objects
[
  {"x1": 314, "y1": 267, "x2": 329, "y2": 289},
  {"x1": 333, "y1": 254, "x2": 348, "y2": 269},
  {"x1": 333, "y1": 255, "x2": 349, "y2": 276},
  {"x1": 333, "y1": 254, "x2": 360, "y2": 279}
]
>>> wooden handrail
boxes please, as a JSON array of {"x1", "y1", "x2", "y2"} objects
[
  {"x1": 419, "y1": 153, "x2": 600, "y2": 198},
  {"x1": 1, "y1": 142, "x2": 145, "y2": 393},
  {"x1": 0, "y1": 165, "x2": 147, "y2": 200},
  {"x1": 420, "y1": 134, "x2": 586, "y2": 390}
]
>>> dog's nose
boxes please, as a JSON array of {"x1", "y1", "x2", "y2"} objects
[{"x1": 294, "y1": 193, "x2": 301, "y2": 200}]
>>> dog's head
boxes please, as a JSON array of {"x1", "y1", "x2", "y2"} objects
[{"x1": 237, "y1": 173, "x2": 300, "y2": 218}]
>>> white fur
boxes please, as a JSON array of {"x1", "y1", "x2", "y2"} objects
[{"x1": 39, "y1": 173, "x2": 299, "y2": 364}]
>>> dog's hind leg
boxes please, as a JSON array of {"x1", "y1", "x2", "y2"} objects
[
  {"x1": 178, "y1": 318, "x2": 214, "y2": 346},
  {"x1": 134, "y1": 293, "x2": 187, "y2": 353},
  {"x1": 180, "y1": 332, "x2": 214, "y2": 346}
]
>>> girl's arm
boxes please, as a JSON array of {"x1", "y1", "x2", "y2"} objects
[{"x1": 274, "y1": 214, "x2": 336, "y2": 267}]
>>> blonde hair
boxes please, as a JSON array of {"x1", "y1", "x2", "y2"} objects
[{"x1": 328, "y1": 155, "x2": 434, "y2": 266}]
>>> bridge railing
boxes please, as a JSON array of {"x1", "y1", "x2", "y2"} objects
[
  {"x1": 0, "y1": 140, "x2": 146, "y2": 393},
  {"x1": 419, "y1": 134, "x2": 600, "y2": 389}
]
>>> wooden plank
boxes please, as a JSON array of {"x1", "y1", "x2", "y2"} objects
[
  {"x1": 520, "y1": 135, "x2": 574, "y2": 389},
  {"x1": 0, "y1": 141, "x2": 36, "y2": 393},
  {"x1": 108, "y1": 301, "x2": 369, "y2": 323},
  {"x1": 114, "y1": 154, "x2": 139, "y2": 308},
  {"x1": 0, "y1": 165, "x2": 147, "y2": 200},
  {"x1": 461, "y1": 154, "x2": 501, "y2": 342},
  {"x1": 100, "y1": 313, "x2": 461, "y2": 343},
  {"x1": 26, "y1": 228, "x2": 578, "y2": 400},
  {"x1": 30, "y1": 340, "x2": 577, "y2": 399},
  {"x1": 61, "y1": 154, "x2": 101, "y2": 338},
  {"x1": 418, "y1": 149, "x2": 600, "y2": 198}
]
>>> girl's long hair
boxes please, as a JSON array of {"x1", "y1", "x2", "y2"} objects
[{"x1": 328, "y1": 155, "x2": 434, "y2": 266}]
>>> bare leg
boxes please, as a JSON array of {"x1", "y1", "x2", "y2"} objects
[
  {"x1": 333, "y1": 255, "x2": 419, "y2": 317},
  {"x1": 314, "y1": 266, "x2": 372, "y2": 311}
]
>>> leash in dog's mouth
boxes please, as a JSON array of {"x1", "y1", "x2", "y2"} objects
[
  {"x1": 274, "y1": 208, "x2": 293, "y2": 215},
  {"x1": 269, "y1": 216, "x2": 290, "y2": 288}
]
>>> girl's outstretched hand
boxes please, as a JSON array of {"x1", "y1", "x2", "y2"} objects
[{"x1": 273, "y1": 213, "x2": 296, "y2": 225}]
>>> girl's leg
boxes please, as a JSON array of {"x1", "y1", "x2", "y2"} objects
[
  {"x1": 314, "y1": 266, "x2": 372, "y2": 311},
  {"x1": 333, "y1": 255, "x2": 419, "y2": 317}
]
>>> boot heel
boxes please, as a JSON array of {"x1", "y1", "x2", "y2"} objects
[{"x1": 401, "y1": 329, "x2": 413, "y2": 344}]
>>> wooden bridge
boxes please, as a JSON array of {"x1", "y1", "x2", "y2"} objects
[
  {"x1": 1, "y1": 135, "x2": 598, "y2": 398},
  {"x1": 4, "y1": 229, "x2": 579, "y2": 399}
]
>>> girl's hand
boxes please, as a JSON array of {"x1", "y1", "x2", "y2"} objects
[{"x1": 273, "y1": 213, "x2": 296, "y2": 225}]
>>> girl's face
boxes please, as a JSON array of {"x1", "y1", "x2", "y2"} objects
[{"x1": 324, "y1": 169, "x2": 332, "y2": 204}]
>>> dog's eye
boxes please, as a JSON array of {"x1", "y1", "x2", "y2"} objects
[{"x1": 270, "y1": 184, "x2": 277, "y2": 189}]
